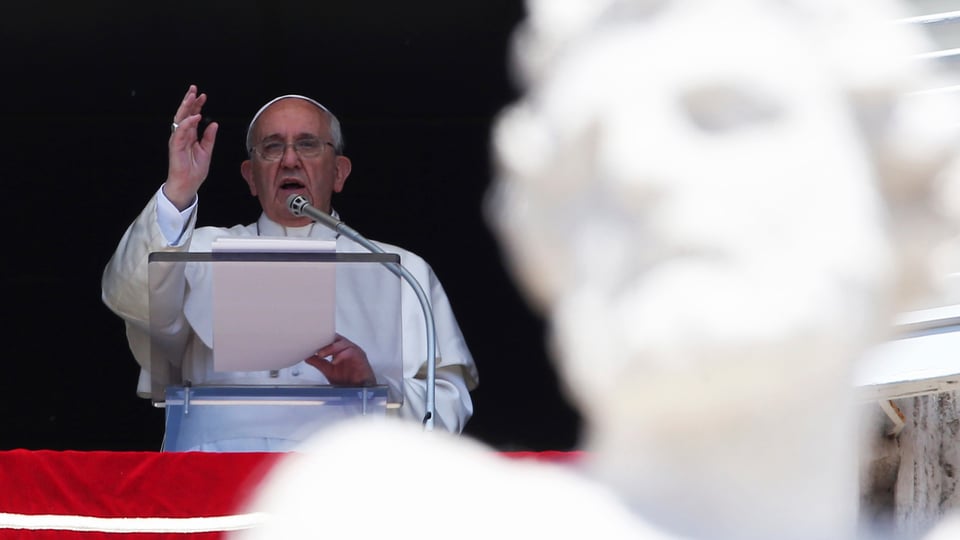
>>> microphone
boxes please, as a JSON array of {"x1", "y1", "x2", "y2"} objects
[
  {"x1": 287, "y1": 194, "x2": 439, "y2": 431},
  {"x1": 288, "y1": 194, "x2": 341, "y2": 231}
]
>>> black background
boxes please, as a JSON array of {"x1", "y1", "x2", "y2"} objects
[{"x1": 0, "y1": 0, "x2": 581, "y2": 451}]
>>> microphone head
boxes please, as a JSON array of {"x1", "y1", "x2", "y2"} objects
[{"x1": 287, "y1": 194, "x2": 309, "y2": 216}]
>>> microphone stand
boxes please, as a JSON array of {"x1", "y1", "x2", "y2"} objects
[{"x1": 287, "y1": 194, "x2": 437, "y2": 431}]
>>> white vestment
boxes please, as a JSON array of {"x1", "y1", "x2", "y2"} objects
[{"x1": 102, "y1": 192, "x2": 478, "y2": 449}]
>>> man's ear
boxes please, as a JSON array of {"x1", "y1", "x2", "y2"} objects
[
  {"x1": 333, "y1": 155, "x2": 352, "y2": 193},
  {"x1": 241, "y1": 160, "x2": 257, "y2": 195}
]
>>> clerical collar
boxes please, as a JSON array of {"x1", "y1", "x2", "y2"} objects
[{"x1": 255, "y1": 211, "x2": 340, "y2": 240}]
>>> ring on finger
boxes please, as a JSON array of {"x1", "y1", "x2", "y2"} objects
[{"x1": 171, "y1": 121, "x2": 179, "y2": 133}]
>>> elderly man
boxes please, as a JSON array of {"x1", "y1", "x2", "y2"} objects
[{"x1": 102, "y1": 85, "x2": 478, "y2": 449}]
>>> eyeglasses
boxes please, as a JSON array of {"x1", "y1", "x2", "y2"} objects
[{"x1": 250, "y1": 137, "x2": 335, "y2": 161}]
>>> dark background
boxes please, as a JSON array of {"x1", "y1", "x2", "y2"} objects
[{"x1": 0, "y1": 1, "x2": 581, "y2": 451}]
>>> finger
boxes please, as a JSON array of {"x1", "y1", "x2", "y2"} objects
[
  {"x1": 186, "y1": 93, "x2": 208, "y2": 118},
  {"x1": 179, "y1": 85, "x2": 196, "y2": 107},
  {"x1": 305, "y1": 355, "x2": 334, "y2": 377},
  {"x1": 314, "y1": 337, "x2": 350, "y2": 358},
  {"x1": 199, "y1": 121, "x2": 219, "y2": 152},
  {"x1": 170, "y1": 114, "x2": 202, "y2": 144},
  {"x1": 174, "y1": 88, "x2": 209, "y2": 124},
  {"x1": 307, "y1": 345, "x2": 336, "y2": 364},
  {"x1": 310, "y1": 347, "x2": 340, "y2": 364},
  {"x1": 330, "y1": 334, "x2": 361, "y2": 352},
  {"x1": 328, "y1": 351, "x2": 359, "y2": 366},
  {"x1": 174, "y1": 85, "x2": 197, "y2": 122},
  {"x1": 333, "y1": 333, "x2": 358, "y2": 346}
]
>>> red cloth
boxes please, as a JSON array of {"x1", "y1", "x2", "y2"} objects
[
  {"x1": 0, "y1": 450, "x2": 282, "y2": 518},
  {"x1": 0, "y1": 450, "x2": 283, "y2": 540},
  {"x1": 0, "y1": 449, "x2": 579, "y2": 540},
  {"x1": 500, "y1": 450, "x2": 585, "y2": 463}
]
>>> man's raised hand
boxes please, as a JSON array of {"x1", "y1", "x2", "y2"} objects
[{"x1": 164, "y1": 84, "x2": 219, "y2": 210}]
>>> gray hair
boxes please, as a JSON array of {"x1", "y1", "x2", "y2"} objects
[{"x1": 245, "y1": 94, "x2": 344, "y2": 156}]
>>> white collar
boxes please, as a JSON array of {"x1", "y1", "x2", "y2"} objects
[{"x1": 255, "y1": 210, "x2": 340, "y2": 240}]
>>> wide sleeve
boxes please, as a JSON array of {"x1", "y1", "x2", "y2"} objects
[
  {"x1": 101, "y1": 192, "x2": 198, "y2": 378},
  {"x1": 394, "y1": 255, "x2": 479, "y2": 433}
]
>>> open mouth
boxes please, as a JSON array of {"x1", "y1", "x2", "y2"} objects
[{"x1": 280, "y1": 179, "x2": 306, "y2": 191}]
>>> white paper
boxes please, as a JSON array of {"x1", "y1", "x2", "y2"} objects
[{"x1": 211, "y1": 237, "x2": 337, "y2": 372}]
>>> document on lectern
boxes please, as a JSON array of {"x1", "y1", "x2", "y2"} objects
[{"x1": 211, "y1": 237, "x2": 337, "y2": 372}]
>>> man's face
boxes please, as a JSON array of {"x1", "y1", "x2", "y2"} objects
[{"x1": 241, "y1": 98, "x2": 352, "y2": 226}]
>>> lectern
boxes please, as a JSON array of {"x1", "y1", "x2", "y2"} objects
[{"x1": 147, "y1": 250, "x2": 403, "y2": 451}]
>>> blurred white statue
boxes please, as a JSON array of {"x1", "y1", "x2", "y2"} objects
[
  {"x1": 233, "y1": 1, "x2": 960, "y2": 539},
  {"x1": 488, "y1": 1, "x2": 960, "y2": 538}
]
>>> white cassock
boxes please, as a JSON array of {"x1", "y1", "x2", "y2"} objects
[{"x1": 102, "y1": 190, "x2": 478, "y2": 450}]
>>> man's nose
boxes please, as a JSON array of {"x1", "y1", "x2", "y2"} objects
[{"x1": 280, "y1": 143, "x2": 300, "y2": 167}]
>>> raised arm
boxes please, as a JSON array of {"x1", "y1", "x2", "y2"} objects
[{"x1": 102, "y1": 85, "x2": 214, "y2": 378}]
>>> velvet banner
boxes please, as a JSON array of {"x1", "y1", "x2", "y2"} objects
[{"x1": 0, "y1": 449, "x2": 580, "y2": 539}]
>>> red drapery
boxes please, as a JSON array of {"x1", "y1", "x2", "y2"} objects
[{"x1": 0, "y1": 449, "x2": 581, "y2": 540}]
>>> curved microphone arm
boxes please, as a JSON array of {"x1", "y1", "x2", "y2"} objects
[{"x1": 287, "y1": 194, "x2": 437, "y2": 431}]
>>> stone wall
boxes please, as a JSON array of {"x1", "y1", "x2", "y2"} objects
[{"x1": 863, "y1": 392, "x2": 960, "y2": 538}]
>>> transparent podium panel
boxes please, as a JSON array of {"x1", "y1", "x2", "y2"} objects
[
  {"x1": 147, "y1": 251, "x2": 404, "y2": 451},
  {"x1": 162, "y1": 385, "x2": 388, "y2": 452}
]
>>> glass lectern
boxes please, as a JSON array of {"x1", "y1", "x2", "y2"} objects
[{"x1": 147, "y1": 250, "x2": 403, "y2": 451}]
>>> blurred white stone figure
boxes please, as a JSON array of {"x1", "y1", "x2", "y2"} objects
[
  {"x1": 489, "y1": 0, "x2": 960, "y2": 539},
  {"x1": 233, "y1": 1, "x2": 960, "y2": 539},
  {"x1": 232, "y1": 419, "x2": 673, "y2": 540}
]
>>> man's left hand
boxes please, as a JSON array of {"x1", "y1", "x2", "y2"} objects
[{"x1": 306, "y1": 334, "x2": 376, "y2": 386}]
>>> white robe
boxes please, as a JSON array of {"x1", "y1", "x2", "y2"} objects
[{"x1": 102, "y1": 193, "x2": 478, "y2": 448}]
